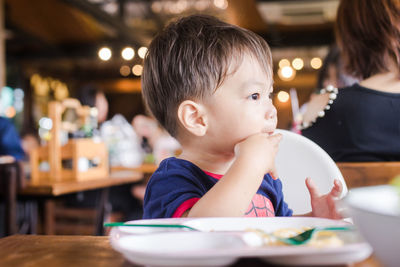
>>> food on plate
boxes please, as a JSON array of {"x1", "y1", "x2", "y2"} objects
[{"x1": 245, "y1": 227, "x2": 344, "y2": 248}]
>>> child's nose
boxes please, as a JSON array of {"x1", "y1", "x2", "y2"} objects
[{"x1": 266, "y1": 105, "x2": 277, "y2": 120}]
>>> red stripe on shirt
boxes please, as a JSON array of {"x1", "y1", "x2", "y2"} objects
[
  {"x1": 172, "y1": 170, "x2": 275, "y2": 218},
  {"x1": 203, "y1": 170, "x2": 223, "y2": 180},
  {"x1": 172, "y1": 197, "x2": 200, "y2": 218}
]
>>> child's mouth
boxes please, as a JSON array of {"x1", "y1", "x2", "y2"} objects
[{"x1": 261, "y1": 129, "x2": 274, "y2": 135}]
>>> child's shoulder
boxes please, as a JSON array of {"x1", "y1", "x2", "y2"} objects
[
  {"x1": 152, "y1": 157, "x2": 203, "y2": 179},
  {"x1": 157, "y1": 157, "x2": 196, "y2": 171},
  {"x1": 148, "y1": 157, "x2": 213, "y2": 188}
]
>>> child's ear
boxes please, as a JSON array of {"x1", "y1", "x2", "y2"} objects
[{"x1": 177, "y1": 100, "x2": 208, "y2": 136}]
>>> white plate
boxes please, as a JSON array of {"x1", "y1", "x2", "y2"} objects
[{"x1": 109, "y1": 217, "x2": 372, "y2": 266}]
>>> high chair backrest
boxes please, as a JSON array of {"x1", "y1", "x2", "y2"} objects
[{"x1": 275, "y1": 129, "x2": 347, "y2": 215}]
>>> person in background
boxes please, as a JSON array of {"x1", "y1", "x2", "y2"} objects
[
  {"x1": 0, "y1": 116, "x2": 25, "y2": 160},
  {"x1": 316, "y1": 45, "x2": 358, "y2": 91},
  {"x1": 131, "y1": 114, "x2": 181, "y2": 201},
  {"x1": 298, "y1": 46, "x2": 358, "y2": 126},
  {"x1": 141, "y1": 15, "x2": 342, "y2": 219},
  {"x1": 132, "y1": 114, "x2": 181, "y2": 165},
  {"x1": 20, "y1": 133, "x2": 39, "y2": 158},
  {"x1": 66, "y1": 85, "x2": 143, "y2": 221},
  {"x1": 18, "y1": 130, "x2": 40, "y2": 178},
  {"x1": 78, "y1": 84, "x2": 109, "y2": 124},
  {"x1": 302, "y1": 0, "x2": 400, "y2": 162},
  {"x1": 0, "y1": 117, "x2": 26, "y2": 237}
]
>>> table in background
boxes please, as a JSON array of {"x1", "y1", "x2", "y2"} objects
[
  {"x1": 0, "y1": 235, "x2": 382, "y2": 267},
  {"x1": 19, "y1": 169, "x2": 144, "y2": 235},
  {"x1": 337, "y1": 162, "x2": 400, "y2": 188}
]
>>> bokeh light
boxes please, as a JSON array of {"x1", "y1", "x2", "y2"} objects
[
  {"x1": 292, "y1": 58, "x2": 304, "y2": 70},
  {"x1": 214, "y1": 0, "x2": 228, "y2": 9},
  {"x1": 120, "y1": 65, "x2": 131, "y2": 76},
  {"x1": 279, "y1": 59, "x2": 291, "y2": 68},
  {"x1": 278, "y1": 66, "x2": 296, "y2": 81},
  {"x1": 98, "y1": 47, "x2": 112, "y2": 61},
  {"x1": 277, "y1": 91, "x2": 290, "y2": 103},
  {"x1": 132, "y1": 65, "x2": 143, "y2": 76},
  {"x1": 310, "y1": 57, "x2": 323, "y2": 69},
  {"x1": 138, "y1": 47, "x2": 148, "y2": 59},
  {"x1": 121, "y1": 47, "x2": 134, "y2": 60}
]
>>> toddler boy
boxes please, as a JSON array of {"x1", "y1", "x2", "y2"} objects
[{"x1": 142, "y1": 15, "x2": 342, "y2": 219}]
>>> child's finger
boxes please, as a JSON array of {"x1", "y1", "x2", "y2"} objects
[
  {"x1": 329, "y1": 179, "x2": 343, "y2": 198},
  {"x1": 327, "y1": 196, "x2": 342, "y2": 219},
  {"x1": 335, "y1": 179, "x2": 343, "y2": 192},
  {"x1": 305, "y1": 177, "x2": 320, "y2": 198}
]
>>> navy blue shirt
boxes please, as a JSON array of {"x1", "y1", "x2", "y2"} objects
[
  {"x1": 302, "y1": 83, "x2": 400, "y2": 162},
  {"x1": 0, "y1": 117, "x2": 24, "y2": 160},
  {"x1": 143, "y1": 157, "x2": 292, "y2": 219}
]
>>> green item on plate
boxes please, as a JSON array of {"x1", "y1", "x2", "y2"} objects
[{"x1": 275, "y1": 226, "x2": 355, "y2": 246}]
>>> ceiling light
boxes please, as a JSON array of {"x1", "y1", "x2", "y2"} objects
[
  {"x1": 138, "y1": 47, "x2": 148, "y2": 59},
  {"x1": 98, "y1": 47, "x2": 112, "y2": 61},
  {"x1": 214, "y1": 0, "x2": 228, "y2": 9},
  {"x1": 278, "y1": 66, "x2": 296, "y2": 81},
  {"x1": 132, "y1": 65, "x2": 143, "y2": 76},
  {"x1": 277, "y1": 91, "x2": 290, "y2": 103},
  {"x1": 120, "y1": 65, "x2": 131, "y2": 77},
  {"x1": 279, "y1": 59, "x2": 290, "y2": 68},
  {"x1": 121, "y1": 47, "x2": 134, "y2": 60},
  {"x1": 310, "y1": 57, "x2": 322, "y2": 69},
  {"x1": 292, "y1": 58, "x2": 304, "y2": 70}
]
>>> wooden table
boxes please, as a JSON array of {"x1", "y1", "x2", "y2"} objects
[
  {"x1": 20, "y1": 170, "x2": 144, "y2": 196},
  {"x1": 18, "y1": 169, "x2": 144, "y2": 235},
  {"x1": 337, "y1": 162, "x2": 400, "y2": 188},
  {"x1": 0, "y1": 235, "x2": 382, "y2": 267}
]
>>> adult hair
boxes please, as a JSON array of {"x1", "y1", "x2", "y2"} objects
[
  {"x1": 141, "y1": 14, "x2": 273, "y2": 137},
  {"x1": 317, "y1": 45, "x2": 358, "y2": 89},
  {"x1": 77, "y1": 84, "x2": 99, "y2": 107},
  {"x1": 317, "y1": 46, "x2": 342, "y2": 89},
  {"x1": 335, "y1": 0, "x2": 400, "y2": 80}
]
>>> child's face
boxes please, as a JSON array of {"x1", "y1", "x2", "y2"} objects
[{"x1": 204, "y1": 53, "x2": 277, "y2": 152}]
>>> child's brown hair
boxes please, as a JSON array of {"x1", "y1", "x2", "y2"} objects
[{"x1": 142, "y1": 14, "x2": 273, "y2": 137}]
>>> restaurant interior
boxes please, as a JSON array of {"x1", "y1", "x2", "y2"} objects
[{"x1": 0, "y1": 0, "x2": 399, "y2": 266}]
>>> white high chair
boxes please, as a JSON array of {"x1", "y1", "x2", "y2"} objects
[{"x1": 274, "y1": 129, "x2": 348, "y2": 215}]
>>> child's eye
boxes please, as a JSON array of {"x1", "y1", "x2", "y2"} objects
[
  {"x1": 249, "y1": 93, "x2": 260, "y2": 100},
  {"x1": 268, "y1": 92, "x2": 274, "y2": 99}
]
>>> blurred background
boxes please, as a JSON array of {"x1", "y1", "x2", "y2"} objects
[{"x1": 3, "y1": 0, "x2": 338, "y2": 133}]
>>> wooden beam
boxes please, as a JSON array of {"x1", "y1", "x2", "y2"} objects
[
  {"x1": 61, "y1": 0, "x2": 148, "y2": 47},
  {"x1": 226, "y1": 0, "x2": 268, "y2": 33}
]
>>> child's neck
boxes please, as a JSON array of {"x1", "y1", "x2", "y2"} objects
[{"x1": 178, "y1": 147, "x2": 235, "y2": 175}]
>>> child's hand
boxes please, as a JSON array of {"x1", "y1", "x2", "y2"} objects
[
  {"x1": 306, "y1": 178, "x2": 343, "y2": 219},
  {"x1": 234, "y1": 133, "x2": 282, "y2": 176}
]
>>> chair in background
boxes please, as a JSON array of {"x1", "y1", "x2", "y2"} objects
[
  {"x1": 275, "y1": 129, "x2": 348, "y2": 215},
  {"x1": 0, "y1": 156, "x2": 26, "y2": 236},
  {"x1": 337, "y1": 162, "x2": 400, "y2": 188}
]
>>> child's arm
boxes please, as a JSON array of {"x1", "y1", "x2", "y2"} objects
[
  {"x1": 301, "y1": 178, "x2": 343, "y2": 219},
  {"x1": 186, "y1": 133, "x2": 282, "y2": 217}
]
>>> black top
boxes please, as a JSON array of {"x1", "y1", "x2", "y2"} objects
[{"x1": 302, "y1": 83, "x2": 400, "y2": 162}]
